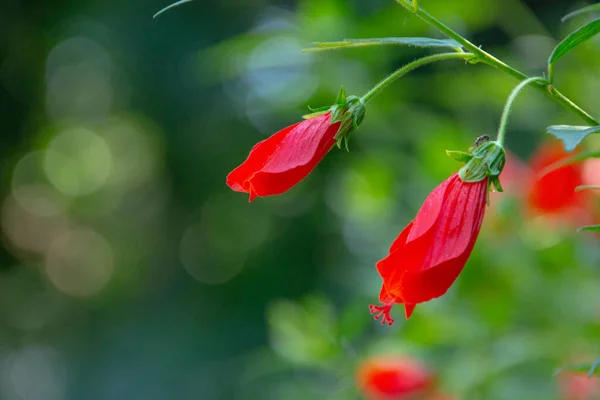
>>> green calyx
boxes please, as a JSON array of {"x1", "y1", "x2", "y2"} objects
[
  {"x1": 447, "y1": 135, "x2": 506, "y2": 193},
  {"x1": 303, "y1": 86, "x2": 366, "y2": 151}
]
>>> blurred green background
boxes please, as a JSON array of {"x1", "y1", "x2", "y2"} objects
[{"x1": 1, "y1": 0, "x2": 600, "y2": 399}]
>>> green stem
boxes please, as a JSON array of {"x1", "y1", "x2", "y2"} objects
[
  {"x1": 396, "y1": 1, "x2": 599, "y2": 126},
  {"x1": 497, "y1": 77, "x2": 547, "y2": 146},
  {"x1": 361, "y1": 52, "x2": 474, "y2": 104}
]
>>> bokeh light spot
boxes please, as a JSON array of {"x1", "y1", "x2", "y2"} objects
[
  {"x1": 44, "y1": 128, "x2": 112, "y2": 196},
  {"x1": 0, "y1": 345, "x2": 67, "y2": 400},
  {"x1": 45, "y1": 37, "x2": 113, "y2": 120},
  {"x1": 45, "y1": 228, "x2": 114, "y2": 297},
  {"x1": 2, "y1": 195, "x2": 69, "y2": 255},
  {"x1": 179, "y1": 223, "x2": 246, "y2": 285}
]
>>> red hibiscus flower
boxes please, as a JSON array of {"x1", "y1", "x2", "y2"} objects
[
  {"x1": 227, "y1": 113, "x2": 339, "y2": 201},
  {"x1": 370, "y1": 138, "x2": 504, "y2": 323},
  {"x1": 227, "y1": 88, "x2": 365, "y2": 201},
  {"x1": 527, "y1": 140, "x2": 588, "y2": 217},
  {"x1": 356, "y1": 355, "x2": 435, "y2": 400},
  {"x1": 558, "y1": 372, "x2": 600, "y2": 400}
]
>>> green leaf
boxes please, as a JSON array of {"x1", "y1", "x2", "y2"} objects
[
  {"x1": 446, "y1": 150, "x2": 473, "y2": 163},
  {"x1": 578, "y1": 225, "x2": 600, "y2": 233},
  {"x1": 562, "y1": 3, "x2": 600, "y2": 23},
  {"x1": 548, "y1": 18, "x2": 600, "y2": 74},
  {"x1": 555, "y1": 360, "x2": 600, "y2": 377},
  {"x1": 555, "y1": 363, "x2": 593, "y2": 376},
  {"x1": 537, "y1": 150, "x2": 600, "y2": 178},
  {"x1": 546, "y1": 125, "x2": 600, "y2": 151},
  {"x1": 153, "y1": 0, "x2": 195, "y2": 18},
  {"x1": 303, "y1": 37, "x2": 463, "y2": 52},
  {"x1": 589, "y1": 358, "x2": 600, "y2": 377},
  {"x1": 576, "y1": 185, "x2": 600, "y2": 191}
]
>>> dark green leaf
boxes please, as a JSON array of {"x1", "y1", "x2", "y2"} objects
[
  {"x1": 578, "y1": 225, "x2": 600, "y2": 233},
  {"x1": 562, "y1": 3, "x2": 600, "y2": 23},
  {"x1": 546, "y1": 125, "x2": 600, "y2": 151},
  {"x1": 153, "y1": 0, "x2": 194, "y2": 18},
  {"x1": 304, "y1": 37, "x2": 463, "y2": 52},
  {"x1": 548, "y1": 18, "x2": 600, "y2": 68}
]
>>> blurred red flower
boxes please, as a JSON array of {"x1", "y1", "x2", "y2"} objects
[
  {"x1": 226, "y1": 112, "x2": 340, "y2": 201},
  {"x1": 526, "y1": 141, "x2": 588, "y2": 217},
  {"x1": 558, "y1": 372, "x2": 600, "y2": 400},
  {"x1": 370, "y1": 173, "x2": 488, "y2": 323},
  {"x1": 356, "y1": 355, "x2": 435, "y2": 400}
]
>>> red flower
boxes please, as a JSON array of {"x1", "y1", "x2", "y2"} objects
[
  {"x1": 527, "y1": 141, "x2": 588, "y2": 216},
  {"x1": 370, "y1": 173, "x2": 488, "y2": 323},
  {"x1": 356, "y1": 355, "x2": 435, "y2": 400},
  {"x1": 226, "y1": 113, "x2": 340, "y2": 201},
  {"x1": 558, "y1": 372, "x2": 600, "y2": 400},
  {"x1": 227, "y1": 87, "x2": 365, "y2": 201}
]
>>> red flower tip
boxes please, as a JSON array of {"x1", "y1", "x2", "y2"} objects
[
  {"x1": 369, "y1": 302, "x2": 394, "y2": 326},
  {"x1": 227, "y1": 87, "x2": 366, "y2": 201},
  {"x1": 558, "y1": 372, "x2": 600, "y2": 400},
  {"x1": 527, "y1": 141, "x2": 588, "y2": 216},
  {"x1": 356, "y1": 355, "x2": 436, "y2": 400},
  {"x1": 371, "y1": 171, "x2": 488, "y2": 323}
]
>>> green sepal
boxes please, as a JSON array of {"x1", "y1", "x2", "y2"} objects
[
  {"x1": 458, "y1": 141, "x2": 506, "y2": 183},
  {"x1": 304, "y1": 87, "x2": 366, "y2": 152},
  {"x1": 335, "y1": 86, "x2": 347, "y2": 105},
  {"x1": 302, "y1": 109, "x2": 329, "y2": 119},
  {"x1": 446, "y1": 150, "x2": 473, "y2": 163},
  {"x1": 332, "y1": 95, "x2": 366, "y2": 151},
  {"x1": 490, "y1": 175, "x2": 504, "y2": 192}
]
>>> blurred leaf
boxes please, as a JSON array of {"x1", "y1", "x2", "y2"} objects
[
  {"x1": 548, "y1": 18, "x2": 600, "y2": 76},
  {"x1": 304, "y1": 37, "x2": 463, "y2": 52},
  {"x1": 546, "y1": 125, "x2": 600, "y2": 151},
  {"x1": 554, "y1": 363, "x2": 591, "y2": 375},
  {"x1": 575, "y1": 185, "x2": 600, "y2": 191},
  {"x1": 537, "y1": 150, "x2": 600, "y2": 178},
  {"x1": 555, "y1": 359, "x2": 600, "y2": 377},
  {"x1": 562, "y1": 3, "x2": 600, "y2": 23},
  {"x1": 153, "y1": 0, "x2": 195, "y2": 18},
  {"x1": 267, "y1": 296, "x2": 339, "y2": 366},
  {"x1": 577, "y1": 225, "x2": 600, "y2": 232},
  {"x1": 590, "y1": 358, "x2": 600, "y2": 377}
]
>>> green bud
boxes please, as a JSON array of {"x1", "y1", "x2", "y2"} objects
[{"x1": 458, "y1": 141, "x2": 506, "y2": 183}]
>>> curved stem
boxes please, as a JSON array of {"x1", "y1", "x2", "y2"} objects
[
  {"x1": 398, "y1": 3, "x2": 599, "y2": 126},
  {"x1": 361, "y1": 52, "x2": 474, "y2": 104},
  {"x1": 497, "y1": 77, "x2": 547, "y2": 146}
]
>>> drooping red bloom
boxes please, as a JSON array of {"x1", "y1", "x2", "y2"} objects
[
  {"x1": 527, "y1": 141, "x2": 588, "y2": 216},
  {"x1": 558, "y1": 372, "x2": 600, "y2": 400},
  {"x1": 370, "y1": 173, "x2": 488, "y2": 323},
  {"x1": 356, "y1": 355, "x2": 435, "y2": 400},
  {"x1": 226, "y1": 113, "x2": 340, "y2": 201}
]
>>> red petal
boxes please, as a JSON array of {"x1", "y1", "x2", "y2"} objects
[
  {"x1": 226, "y1": 122, "x2": 299, "y2": 193},
  {"x1": 406, "y1": 175, "x2": 454, "y2": 242},
  {"x1": 377, "y1": 174, "x2": 488, "y2": 305},
  {"x1": 377, "y1": 222, "x2": 414, "y2": 284},
  {"x1": 226, "y1": 113, "x2": 339, "y2": 199},
  {"x1": 527, "y1": 141, "x2": 587, "y2": 214}
]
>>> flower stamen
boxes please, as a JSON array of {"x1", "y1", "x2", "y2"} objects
[{"x1": 369, "y1": 301, "x2": 395, "y2": 325}]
